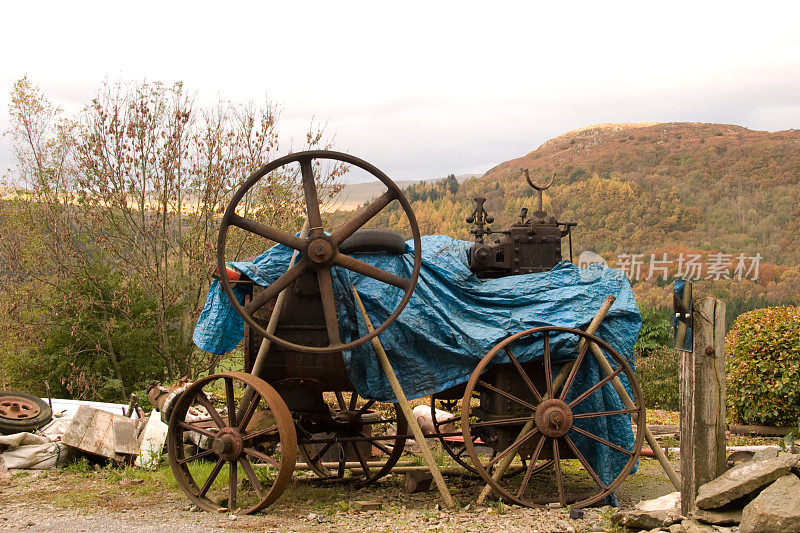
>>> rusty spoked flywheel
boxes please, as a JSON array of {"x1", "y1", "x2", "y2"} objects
[
  {"x1": 167, "y1": 372, "x2": 297, "y2": 514},
  {"x1": 461, "y1": 326, "x2": 645, "y2": 508}
]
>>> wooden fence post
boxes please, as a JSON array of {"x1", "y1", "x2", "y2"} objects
[{"x1": 680, "y1": 296, "x2": 727, "y2": 515}]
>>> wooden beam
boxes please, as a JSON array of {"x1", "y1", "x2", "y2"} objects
[{"x1": 680, "y1": 297, "x2": 726, "y2": 515}]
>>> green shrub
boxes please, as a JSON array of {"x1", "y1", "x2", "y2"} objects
[
  {"x1": 636, "y1": 346, "x2": 679, "y2": 410},
  {"x1": 635, "y1": 304, "x2": 672, "y2": 356},
  {"x1": 726, "y1": 306, "x2": 800, "y2": 426}
]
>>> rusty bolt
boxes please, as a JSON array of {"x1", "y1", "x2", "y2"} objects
[{"x1": 705, "y1": 346, "x2": 715, "y2": 356}]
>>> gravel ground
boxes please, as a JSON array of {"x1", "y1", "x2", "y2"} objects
[{"x1": 0, "y1": 458, "x2": 677, "y2": 532}]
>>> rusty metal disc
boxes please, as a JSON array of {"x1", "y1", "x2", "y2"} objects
[
  {"x1": 461, "y1": 326, "x2": 646, "y2": 508},
  {"x1": 0, "y1": 396, "x2": 42, "y2": 420},
  {"x1": 167, "y1": 372, "x2": 297, "y2": 514}
]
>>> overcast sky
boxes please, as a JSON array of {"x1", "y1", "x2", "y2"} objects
[{"x1": 2, "y1": 1, "x2": 800, "y2": 182}]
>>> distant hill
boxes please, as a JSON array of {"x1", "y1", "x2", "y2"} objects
[
  {"x1": 331, "y1": 174, "x2": 477, "y2": 211},
  {"x1": 468, "y1": 122, "x2": 800, "y2": 265},
  {"x1": 330, "y1": 122, "x2": 800, "y2": 308}
]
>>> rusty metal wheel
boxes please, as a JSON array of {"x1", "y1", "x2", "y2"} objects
[
  {"x1": 167, "y1": 372, "x2": 297, "y2": 514},
  {"x1": 298, "y1": 391, "x2": 407, "y2": 483},
  {"x1": 0, "y1": 390, "x2": 52, "y2": 434},
  {"x1": 461, "y1": 326, "x2": 645, "y2": 508},
  {"x1": 217, "y1": 150, "x2": 422, "y2": 354}
]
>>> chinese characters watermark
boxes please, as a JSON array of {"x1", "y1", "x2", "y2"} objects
[{"x1": 578, "y1": 251, "x2": 761, "y2": 282}]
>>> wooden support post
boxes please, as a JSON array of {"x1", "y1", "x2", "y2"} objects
[
  {"x1": 352, "y1": 287, "x2": 456, "y2": 509},
  {"x1": 680, "y1": 297, "x2": 726, "y2": 516}
]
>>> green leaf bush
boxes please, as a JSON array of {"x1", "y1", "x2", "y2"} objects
[
  {"x1": 636, "y1": 346, "x2": 679, "y2": 410},
  {"x1": 726, "y1": 306, "x2": 800, "y2": 426}
]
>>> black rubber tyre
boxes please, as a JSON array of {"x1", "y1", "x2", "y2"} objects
[
  {"x1": 338, "y1": 229, "x2": 407, "y2": 255},
  {"x1": 0, "y1": 391, "x2": 53, "y2": 434}
]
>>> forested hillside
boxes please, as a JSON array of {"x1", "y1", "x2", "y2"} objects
[{"x1": 335, "y1": 122, "x2": 800, "y2": 310}]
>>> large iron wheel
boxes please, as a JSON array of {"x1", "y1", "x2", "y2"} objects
[
  {"x1": 217, "y1": 150, "x2": 422, "y2": 354},
  {"x1": 461, "y1": 326, "x2": 645, "y2": 508},
  {"x1": 298, "y1": 391, "x2": 407, "y2": 483},
  {"x1": 167, "y1": 372, "x2": 297, "y2": 514}
]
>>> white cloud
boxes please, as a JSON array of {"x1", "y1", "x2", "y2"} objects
[{"x1": 2, "y1": 1, "x2": 800, "y2": 181}]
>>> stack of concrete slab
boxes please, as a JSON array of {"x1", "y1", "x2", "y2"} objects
[{"x1": 612, "y1": 450, "x2": 800, "y2": 532}]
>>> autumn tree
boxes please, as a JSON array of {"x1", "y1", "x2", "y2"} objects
[{"x1": 1, "y1": 77, "x2": 342, "y2": 400}]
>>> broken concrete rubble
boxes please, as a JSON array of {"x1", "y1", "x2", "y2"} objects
[
  {"x1": 610, "y1": 509, "x2": 683, "y2": 530},
  {"x1": 695, "y1": 454, "x2": 799, "y2": 509},
  {"x1": 690, "y1": 508, "x2": 742, "y2": 525},
  {"x1": 740, "y1": 473, "x2": 800, "y2": 533}
]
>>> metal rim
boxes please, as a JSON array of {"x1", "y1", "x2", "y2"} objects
[
  {"x1": 217, "y1": 150, "x2": 422, "y2": 354},
  {"x1": 0, "y1": 396, "x2": 42, "y2": 420},
  {"x1": 167, "y1": 372, "x2": 297, "y2": 514},
  {"x1": 297, "y1": 391, "x2": 407, "y2": 483},
  {"x1": 460, "y1": 326, "x2": 646, "y2": 508}
]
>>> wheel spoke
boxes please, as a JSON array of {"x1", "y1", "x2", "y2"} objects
[
  {"x1": 244, "y1": 260, "x2": 307, "y2": 314},
  {"x1": 470, "y1": 414, "x2": 537, "y2": 428},
  {"x1": 543, "y1": 333, "x2": 553, "y2": 398},
  {"x1": 317, "y1": 267, "x2": 342, "y2": 346},
  {"x1": 242, "y1": 424, "x2": 279, "y2": 441},
  {"x1": 571, "y1": 425, "x2": 635, "y2": 456},
  {"x1": 564, "y1": 435, "x2": 607, "y2": 491},
  {"x1": 553, "y1": 438, "x2": 567, "y2": 506},
  {"x1": 237, "y1": 393, "x2": 260, "y2": 432},
  {"x1": 229, "y1": 214, "x2": 305, "y2": 250},
  {"x1": 178, "y1": 420, "x2": 219, "y2": 439},
  {"x1": 362, "y1": 432, "x2": 392, "y2": 455},
  {"x1": 193, "y1": 393, "x2": 226, "y2": 429},
  {"x1": 331, "y1": 190, "x2": 396, "y2": 245},
  {"x1": 516, "y1": 433, "x2": 547, "y2": 499},
  {"x1": 239, "y1": 457, "x2": 265, "y2": 499},
  {"x1": 244, "y1": 447, "x2": 282, "y2": 469},
  {"x1": 228, "y1": 459, "x2": 238, "y2": 511},
  {"x1": 558, "y1": 336, "x2": 591, "y2": 401},
  {"x1": 568, "y1": 366, "x2": 624, "y2": 408},
  {"x1": 573, "y1": 408, "x2": 640, "y2": 419},
  {"x1": 484, "y1": 427, "x2": 540, "y2": 470},
  {"x1": 334, "y1": 253, "x2": 411, "y2": 290},
  {"x1": 177, "y1": 448, "x2": 216, "y2": 465},
  {"x1": 350, "y1": 441, "x2": 371, "y2": 477},
  {"x1": 225, "y1": 378, "x2": 237, "y2": 428},
  {"x1": 334, "y1": 391, "x2": 347, "y2": 410},
  {"x1": 357, "y1": 399, "x2": 376, "y2": 415},
  {"x1": 505, "y1": 346, "x2": 543, "y2": 404},
  {"x1": 477, "y1": 380, "x2": 537, "y2": 411},
  {"x1": 310, "y1": 439, "x2": 336, "y2": 464},
  {"x1": 199, "y1": 457, "x2": 225, "y2": 497},
  {"x1": 300, "y1": 157, "x2": 323, "y2": 230},
  {"x1": 349, "y1": 392, "x2": 359, "y2": 411}
]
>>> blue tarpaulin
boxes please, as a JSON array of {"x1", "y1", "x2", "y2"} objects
[{"x1": 194, "y1": 235, "x2": 642, "y2": 485}]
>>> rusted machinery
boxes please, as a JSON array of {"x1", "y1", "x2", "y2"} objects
[{"x1": 167, "y1": 150, "x2": 645, "y2": 514}]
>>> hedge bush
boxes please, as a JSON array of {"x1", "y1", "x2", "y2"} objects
[
  {"x1": 726, "y1": 306, "x2": 800, "y2": 426},
  {"x1": 636, "y1": 346, "x2": 679, "y2": 410}
]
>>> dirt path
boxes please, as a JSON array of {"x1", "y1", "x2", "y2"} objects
[{"x1": 0, "y1": 459, "x2": 677, "y2": 532}]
